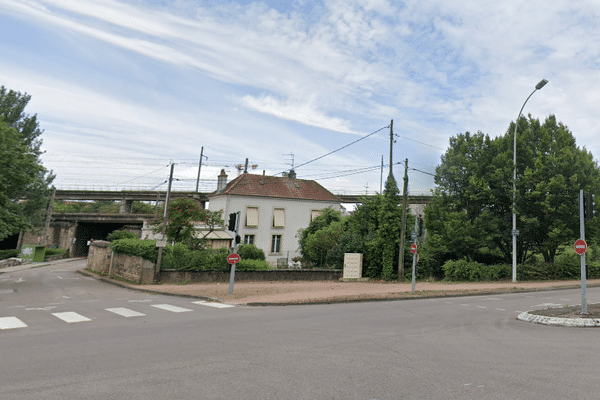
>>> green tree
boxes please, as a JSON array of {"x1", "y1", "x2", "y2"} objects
[
  {"x1": 0, "y1": 85, "x2": 54, "y2": 240},
  {"x1": 298, "y1": 207, "x2": 342, "y2": 267},
  {"x1": 428, "y1": 114, "x2": 600, "y2": 265},
  {"x1": 378, "y1": 174, "x2": 402, "y2": 280},
  {"x1": 158, "y1": 197, "x2": 222, "y2": 250}
]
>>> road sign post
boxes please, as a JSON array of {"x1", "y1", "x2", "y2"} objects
[
  {"x1": 579, "y1": 190, "x2": 588, "y2": 314},
  {"x1": 228, "y1": 252, "x2": 240, "y2": 295}
]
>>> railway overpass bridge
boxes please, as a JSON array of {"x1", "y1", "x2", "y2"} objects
[{"x1": 30, "y1": 190, "x2": 434, "y2": 257}]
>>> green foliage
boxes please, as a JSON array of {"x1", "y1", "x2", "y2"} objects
[
  {"x1": 442, "y1": 259, "x2": 510, "y2": 281},
  {"x1": 44, "y1": 248, "x2": 66, "y2": 257},
  {"x1": 152, "y1": 197, "x2": 222, "y2": 250},
  {"x1": 110, "y1": 239, "x2": 160, "y2": 263},
  {"x1": 298, "y1": 208, "x2": 343, "y2": 268},
  {"x1": 107, "y1": 230, "x2": 139, "y2": 241},
  {"x1": 429, "y1": 115, "x2": 600, "y2": 265},
  {"x1": 0, "y1": 249, "x2": 19, "y2": 260},
  {"x1": 236, "y1": 259, "x2": 272, "y2": 270},
  {"x1": 0, "y1": 86, "x2": 55, "y2": 241},
  {"x1": 162, "y1": 242, "x2": 190, "y2": 269},
  {"x1": 237, "y1": 244, "x2": 266, "y2": 260},
  {"x1": 133, "y1": 202, "x2": 156, "y2": 214}
]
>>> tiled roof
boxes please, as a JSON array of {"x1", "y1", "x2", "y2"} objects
[{"x1": 210, "y1": 173, "x2": 341, "y2": 202}]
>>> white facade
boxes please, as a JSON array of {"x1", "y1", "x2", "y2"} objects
[{"x1": 209, "y1": 194, "x2": 341, "y2": 266}]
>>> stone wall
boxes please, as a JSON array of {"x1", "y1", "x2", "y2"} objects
[
  {"x1": 0, "y1": 258, "x2": 23, "y2": 269},
  {"x1": 158, "y1": 269, "x2": 342, "y2": 283},
  {"x1": 88, "y1": 240, "x2": 111, "y2": 274},
  {"x1": 88, "y1": 240, "x2": 155, "y2": 284},
  {"x1": 86, "y1": 241, "x2": 341, "y2": 284}
]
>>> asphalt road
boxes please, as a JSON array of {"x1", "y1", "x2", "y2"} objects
[{"x1": 2, "y1": 260, "x2": 600, "y2": 400}]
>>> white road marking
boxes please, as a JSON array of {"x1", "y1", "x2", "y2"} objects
[
  {"x1": 533, "y1": 303, "x2": 562, "y2": 308},
  {"x1": 106, "y1": 307, "x2": 146, "y2": 317},
  {"x1": 15, "y1": 278, "x2": 24, "y2": 283},
  {"x1": 52, "y1": 312, "x2": 91, "y2": 323},
  {"x1": 56, "y1": 276, "x2": 79, "y2": 280},
  {"x1": 128, "y1": 299, "x2": 152, "y2": 303},
  {"x1": 461, "y1": 304, "x2": 469, "y2": 306},
  {"x1": 25, "y1": 306, "x2": 57, "y2": 311},
  {"x1": 477, "y1": 306, "x2": 487, "y2": 309},
  {"x1": 192, "y1": 301, "x2": 235, "y2": 309},
  {"x1": 62, "y1": 296, "x2": 70, "y2": 299},
  {"x1": 151, "y1": 304, "x2": 193, "y2": 313},
  {"x1": 496, "y1": 308, "x2": 506, "y2": 311},
  {"x1": 0, "y1": 317, "x2": 28, "y2": 330}
]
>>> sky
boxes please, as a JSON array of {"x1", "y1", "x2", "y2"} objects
[{"x1": 1, "y1": 0, "x2": 599, "y2": 197}]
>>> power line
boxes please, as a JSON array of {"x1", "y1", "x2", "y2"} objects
[
  {"x1": 275, "y1": 124, "x2": 390, "y2": 176},
  {"x1": 395, "y1": 134, "x2": 445, "y2": 150}
]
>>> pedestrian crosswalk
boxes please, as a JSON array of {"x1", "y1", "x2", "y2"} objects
[{"x1": 0, "y1": 300, "x2": 235, "y2": 331}]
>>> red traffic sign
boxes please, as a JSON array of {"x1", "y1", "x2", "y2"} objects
[
  {"x1": 227, "y1": 253, "x2": 240, "y2": 264},
  {"x1": 575, "y1": 239, "x2": 587, "y2": 255},
  {"x1": 410, "y1": 243, "x2": 417, "y2": 254}
]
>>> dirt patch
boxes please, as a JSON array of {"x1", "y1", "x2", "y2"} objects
[
  {"x1": 132, "y1": 279, "x2": 600, "y2": 305},
  {"x1": 528, "y1": 303, "x2": 600, "y2": 319}
]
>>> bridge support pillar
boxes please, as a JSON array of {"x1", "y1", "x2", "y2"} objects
[{"x1": 120, "y1": 199, "x2": 134, "y2": 214}]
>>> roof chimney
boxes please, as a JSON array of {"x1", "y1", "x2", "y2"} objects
[
  {"x1": 288, "y1": 169, "x2": 296, "y2": 179},
  {"x1": 217, "y1": 169, "x2": 228, "y2": 192}
]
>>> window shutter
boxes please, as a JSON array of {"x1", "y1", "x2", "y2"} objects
[
  {"x1": 246, "y1": 207, "x2": 259, "y2": 227},
  {"x1": 273, "y1": 208, "x2": 285, "y2": 227}
]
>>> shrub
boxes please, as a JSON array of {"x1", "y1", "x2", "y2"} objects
[
  {"x1": 45, "y1": 248, "x2": 67, "y2": 257},
  {"x1": 162, "y1": 242, "x2": 190, "y2": 269},
  {"x1": 237, "y1": 244, "x2": 266, "y2": 260},
  {"x1": 0, "y1": 249, "x2": 19, "y2": 260},
  {"x1": 442, "y1": 259, "x2": 485, "y2": 281},
  {"x1": 110, "y1": 239, "x2": 160, "y2": 263},
  {"x1": 107, "y1": 230, "x2": 139, "y2": 241},
  {"x1": 236, "y1": 259, "x2": 272, "y2": 270}
]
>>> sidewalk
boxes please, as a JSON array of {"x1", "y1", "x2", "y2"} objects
[{"x1": 113, "y1": 275, "x2": 600, "y2": 306}]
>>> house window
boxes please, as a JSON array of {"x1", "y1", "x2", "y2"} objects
[
  {"x1": 273, "y1": 208, "x2": 285, "y2": 228},
  {"x1": 245, "y1": 207, "x2": 259, "y2": 227},
  {"x1": 311, "y1": 210, "x2": 322, "y2": 221},
  {"x1": 244, "y1": 235, "x2": 255, "y2": 245},
  {"x1": 271, "y1": 234, "x2": 282, "y2": 254}
]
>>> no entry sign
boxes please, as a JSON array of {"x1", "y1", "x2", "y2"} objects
[
  {"x1": 410, "y1": 243, "x2": 417, "y2": 254},
  {"x1": 575, "y1": 239, "x2": 587, "y2": 255},
  {"x1": 227, "y1": 253, "x2": 240, "y2": 264}
]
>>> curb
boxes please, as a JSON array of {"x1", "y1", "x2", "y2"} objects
[
  {"x1": 517, "y1": 311, "x2": 600, "y2": 327},
  {"x1": 78, "y1": 268, "x2": 600, "y2": 308}
]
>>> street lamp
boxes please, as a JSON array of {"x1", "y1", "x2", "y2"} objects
[{"x1": 512, "y1": 79, "x2": 548, "y2": 282}]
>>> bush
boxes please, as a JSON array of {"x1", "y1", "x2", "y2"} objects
[
  {"x1": 162, "y1": 242, "x2": 190, "y2": 269},
  {"x1": 236, "y1": 259, "x2": 272, "y2": 270},
  {"x1": 110, "y1": 239, "x2": 160, "y2": 263},
  {"x1": 0, "y1": 249, "x2": 19, "y2": 260},
  {"x1": 107, "y1": 230, "x2": 139, "y2": 241},
  {"x1": 237, "y1": 244, "x2": 266, "y2": 260},
  {"x1": 45, "y1": 248, "x2": 67, "y2": 257}
]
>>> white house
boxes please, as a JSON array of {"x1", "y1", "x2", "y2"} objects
[{"x1": 208, "y1": 170, "x2": 342, "y2": 266}]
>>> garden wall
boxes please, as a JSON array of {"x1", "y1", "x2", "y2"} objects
[
  {"x1": 158, "y1": 269, "x2": 342, "y2": 283},
  {"x1": 87, "y1": 241, "x2": 342, "y2": 283}
]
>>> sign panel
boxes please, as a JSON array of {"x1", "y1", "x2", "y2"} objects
[
  {"x1": 227, "y1": 253, "x2": 240, "y2": 264},
  {"x1": 575, "y1": 239, "x2": 587, "y2": 255},
  {"x1": 410, "y1": 243, "x2": 417, "y2": 254}
]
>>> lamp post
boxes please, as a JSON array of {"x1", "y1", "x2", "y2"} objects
[{"x1": 512, "y1": 79, "x2": 548, "y2": 282}]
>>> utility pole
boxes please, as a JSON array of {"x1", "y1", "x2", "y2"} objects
[
  {"x1": 399, "y1": 158, "x2": 409, "y2": 280},
  {"x1": 195, "y1": 147, "x2": 206, "y2": 192},
  {"x1": 388, "y1": 120, "x2": 394, "y2": 177},
  {"x1": 42, "y1": 188, "x2": 56, "y2": 246},
  {"x1": 156, "y1": 163, "x2": 175, "y2": 279},
  {"x1": 380, "y1": 155, "x2": 384, "y2": 193}
]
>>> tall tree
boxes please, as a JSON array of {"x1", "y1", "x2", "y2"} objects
[
  {"x1": 378, "y1": 174, "x2": 402, "y2": 280},
  {"x1": 427, "y1": 115, "x2": 600, "y2": 265},
  {"x1": 0, "y1": 86, "x2": 54, "y2": 240}
]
